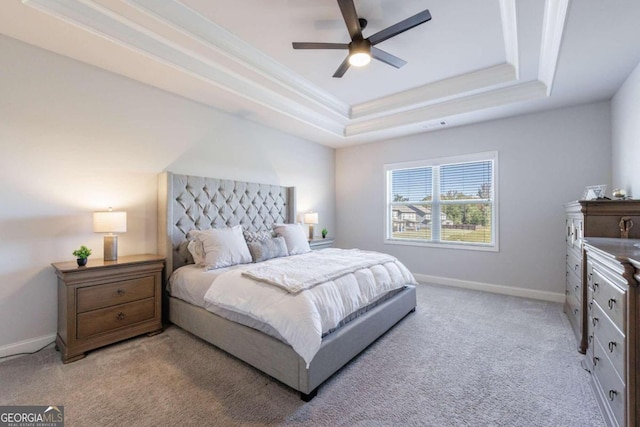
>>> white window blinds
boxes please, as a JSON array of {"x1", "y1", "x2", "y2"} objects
[{"x1": 385, "y1": 152, "x2": 498, "y2": 251}]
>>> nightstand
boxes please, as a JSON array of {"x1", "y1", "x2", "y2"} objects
[
  {"x1": 52, "y1": 254, "x2": 164, "y2": 363},
  {"x1": 309, "y1": 238, "x2": 335, "y2": 250}
]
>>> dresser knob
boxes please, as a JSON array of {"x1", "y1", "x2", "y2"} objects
[
  {"x1": 574, "y1": 264, "x2": 579, "y2": 271},
  {"x1": 593, "y1": 282, "x2": 599, "y2": 290},
  {"x1": 593, "y1": 356, "x2": 599, "y2": 366},
  {"x1": 608, "y1": 298, "x2": 616, "y2": 310},
  {"x1": 116, "y1": 289, "x2": 126, "y2": 296},
  {"x1": 116, "y1": 312, "x2": 126, "y2": 320},
  {"x1": 609, "y1": 390, "x2": 618, "y2": 401},
  {"x1": 592, "y1": 317, "x2": 599, "y2": 326},
  {"x1": 608, "y1": 341, "x2": 617, "y2": 352}
]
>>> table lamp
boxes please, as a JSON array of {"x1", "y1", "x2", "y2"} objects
[
  {"x1": 93, "y1": 208, "x2": 127, "y2": 261},
  {"x1": 304, "y1": 212, "x2": 319, "y2": 240}
]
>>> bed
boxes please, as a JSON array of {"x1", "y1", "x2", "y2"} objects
[{"x1": 158, "y1": 172, "x2": 417, "y2": 400}]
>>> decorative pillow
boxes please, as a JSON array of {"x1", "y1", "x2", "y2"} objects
[
  {"x1": 273, "y1": 223, "x2": 311, "y2": 255},
  {"x1": 177, "y1": 240, "x2": 195, "y2": 265},
  {"x1": 243, "y1": 229, "x2": 273, "y2": 244},
  {"x1": 188, "y1": 226, "x2": 252, "y2": 269},
  {"x1": 248, "y1": 236, "x2": 289, "y2": 263},
  {"x1": 187, "y1": 240, "x2": 206, "y2": 265}
]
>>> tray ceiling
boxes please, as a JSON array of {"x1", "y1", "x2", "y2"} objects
[{"x1": 1, "y1": 0, "x2": 640, "y2": 147}]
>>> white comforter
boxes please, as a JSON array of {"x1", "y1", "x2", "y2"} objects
[{"x1": 203, "y1": 248, "x2": 416, "y2": 367}]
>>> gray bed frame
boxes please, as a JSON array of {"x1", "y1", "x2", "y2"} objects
[{"x1": 158, "y1": 172, "x2": 416, "y2": 400}]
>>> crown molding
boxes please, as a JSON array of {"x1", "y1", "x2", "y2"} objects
[
  {"x1": 23, "y1": 0, "x2": 346, "y2": 136},
  {"x1": 351, "y1": 64, "x2": 517, "y2": 119},
  {"x1": 345, "y1": 80, "x2": 547, "y2": 136},
  {"x1": 500, "y1": 0, "x2": 519, "y2": 78},
  {"x1": 539, "y1": 0, "x2": 570, "y2": 95},
  {"x1": 126, "y1": 0, "x2": 351, "y2": 119}
]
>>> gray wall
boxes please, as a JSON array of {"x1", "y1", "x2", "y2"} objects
[
  {"x1": 336, "y1": 102, "x2": 612, "y2": 298},
  {"x1": 0, "y1": 35, "x2": 335, "y2": 354},
  {"x1": 612, "y1": 59, "x2": 640, "y2": 198}
]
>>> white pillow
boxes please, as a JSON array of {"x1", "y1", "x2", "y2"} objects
[
  {"x1": 273, "y1": 223, "x2": 311, "y2": 255},
  {"x1": 187, "y1": 240, "x2": 206, "y2": 265},
  {"x1": 188, "y1": 226, "x2": 252, "y2": 269}
]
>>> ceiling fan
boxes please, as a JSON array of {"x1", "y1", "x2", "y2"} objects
[{"x1": 292, "y1": 0, "x2": 432, "y2": 78}]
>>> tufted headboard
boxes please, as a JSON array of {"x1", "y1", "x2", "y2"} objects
[{"x1": 158, "y1": 172, "x2": 296, "y2": 281}]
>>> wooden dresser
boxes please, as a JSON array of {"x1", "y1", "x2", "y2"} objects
[
  {"x1": 584, "y1": 238, "x2": 640, "y2": 427},
  {"x1": 52, "y1": 254, "x2": 164, "y2": 363},
  {"x1": 564, "y1": 200, "x2": 640, "y2": 353}
]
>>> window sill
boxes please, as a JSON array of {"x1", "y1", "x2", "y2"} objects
[{"x1": 384, "y1": 238, "x2": 499, "y2": 252}]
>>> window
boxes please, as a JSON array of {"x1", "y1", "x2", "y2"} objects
[{"x1": 384, "y1": 151, "x2": 498, "y2": 251}]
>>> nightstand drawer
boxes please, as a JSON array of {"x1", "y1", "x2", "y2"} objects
[
  {"x1": 77, "y1": 298, "x2": 155, "y2": 338},
  {"x1": 77, "y1": 276, "x2": 155, "y2": 313}
]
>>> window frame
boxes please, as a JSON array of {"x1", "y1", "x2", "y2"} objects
[{"x1": 384, "y1": 151, "x2": 499, "y2": 252}]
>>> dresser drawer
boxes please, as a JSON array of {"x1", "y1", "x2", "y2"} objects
[
  {"x1": 593, "y1": 336, "x2": 625, "y2": 427},
  {"x1": 566, "y1": 292, "x2": 581, "y2": 334},
  {"x1": 76, "y1": 298, "x2": 155, "y2": 338},
  {"x1": 77, "y1": 276, "x2": 155, "y2": 313},
  {"x1": 591, "y1": 301, "x2": 625, "y2": 378},
  {"x1": 567, "y1": 246, "x2": 582, "y2": 277},
  {"x1": 592, "y1": 269, "x2": 626, "y2": 333},
  {"x1": 566, "y1": 266, "x2": 581, "y2": 302}
]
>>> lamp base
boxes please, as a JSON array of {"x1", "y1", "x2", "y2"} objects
[
  {"x1": 104, "y1": 234, "x2": 118, "y2": 261},
  {"x1": 308, "y1": 225, "x2": 314, "y2": 240}
]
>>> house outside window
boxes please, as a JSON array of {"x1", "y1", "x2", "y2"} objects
[{"x1": 384, "y1": 151, "x2": 498, "y2": 251}]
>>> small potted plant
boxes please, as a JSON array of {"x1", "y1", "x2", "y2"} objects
[
  {"x1": 72, "y1": 245, "x2": 92, "y2": 267},
  {"x1": 321, "y1": 228, "x2": 328, "y2": 239}
]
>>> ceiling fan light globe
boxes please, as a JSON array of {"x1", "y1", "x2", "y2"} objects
[{"x1": 349, "y1": 52, "x2": 371, "y2": 67}]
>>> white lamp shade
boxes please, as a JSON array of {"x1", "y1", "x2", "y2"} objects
[
  {"x1": 304, "y1": 212, "x2": 319, "y2": 225},
  {"x1": 93, "y1": 211, "x2": 127, "y2": 233}
]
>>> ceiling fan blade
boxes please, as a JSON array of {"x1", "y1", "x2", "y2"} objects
[
  {"x1": 292, "y1": 42, "x2": 349, "y2": 50},
  {"x1": 333, "y1": 56, "x2": 351, "y2": 78},
  {"x1": 368, "y1": 10, "x2": 431, "y2": 45},
  {"x1": 371, "y1": 47, "x2": 407, "y2": 68},
  {"x1": 337, "y1": 0, "x2": 363, "y2": 40}
]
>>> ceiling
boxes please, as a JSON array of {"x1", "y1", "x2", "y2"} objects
[{"x1": 2, "y1": 0, "x2": 640, "y2": 148}]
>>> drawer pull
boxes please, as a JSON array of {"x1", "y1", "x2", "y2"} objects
[
  {"x1": 593, "y1": 356, "x2": 599, "y2": 366},
  {"x1": 574, "y1": 264, "x2": 579, "y2": 271},
  {"x1": 608, "y1": 390, "x2": 618, "y2": 401},
  {"x1": 573, "y1": 308, "x2": 578, "y2": 315},
  {"x1": 607, "y1": 298, "x2": 616, "y2": 310},
  {"x1": 608, "y1": 341, "x2": 617, "y2": 352},
  {"x1": 588, "y1": 335, "x2": 593, "y2": 343},
  {"x1": 592, "y1": 317, "x2": 599, "y2": 327},
  {"x1": 593, "y1": 282, "x2": 599, "y2": 291},
  {"x1": 116, "y1": 312, "x2": 126, "y2": 321},
  {"x1": 116, "y1": 288, "x2": 126, "y2": 296}
]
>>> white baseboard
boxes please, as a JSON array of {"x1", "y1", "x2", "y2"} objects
[
  {"x1": 0, "y1": 333, "x2": 57, "y2": 362},
  {"x1": 413, "y1": 273, "x2": 565, "y2": 303}
]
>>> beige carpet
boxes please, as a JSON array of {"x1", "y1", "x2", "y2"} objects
[{"x1": 1, "y1": 284, "x2": 604, "y2": 426}]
